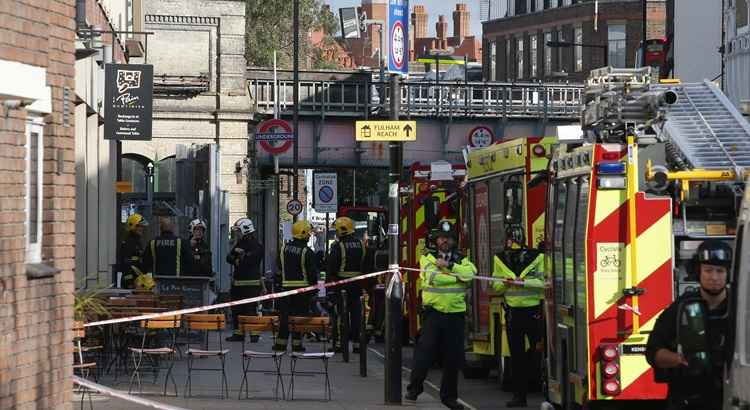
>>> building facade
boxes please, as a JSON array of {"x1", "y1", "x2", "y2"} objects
[
  {"x1": 724, "y1": 0, "x2": 750, "y2": 109},
  {"x1": 482, "y1": 0, "x2": 665, "y2": 82},
  {"x1": 411, "y1": 4, "x2": 482, "y2": 62},
  {"x1": 0, "y1": 0, "x2": 77, "y2": 408}
]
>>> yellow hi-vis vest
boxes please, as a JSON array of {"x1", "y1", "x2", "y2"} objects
[
  {"x1": 492, "y1": 253, "x2": 544, "y2": 308},
  {"x1": 419, "y1": 253, "x2": 476, "y2": 314}
]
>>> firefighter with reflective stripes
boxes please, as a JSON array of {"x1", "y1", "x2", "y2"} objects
[
  {"x1": 273, "y1": 220, "x2": 319, "y2": 352},
  {"x1": 491, "y1": 227, "x2": 544, "y2": 408},
  {"x1": 186, "y1": 219, "x2": 213, "y2": 277},
  {"x1": 120, "y1": 213, "x2": 148, "y2": 288},
  {"x1": 225, "y1": 218, "x2": 264, "y2": 342},
  {"x1": 405, "y1": 220, "x2": 476, "y2": 410},
  {"x1": 327, "y1": 217, "x2": 367, "y2": 353},
  {"x1": 142, "y1": 217, "x2": 191, "y2": 277}
]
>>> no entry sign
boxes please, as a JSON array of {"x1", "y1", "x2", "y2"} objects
[{"x1": 256, "y1": 119, "x2": 294, "y2": 155}]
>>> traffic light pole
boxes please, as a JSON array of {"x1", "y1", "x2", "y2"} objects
[{"x1": 384, "y1": 74, "x2": 403, "y2": 405}]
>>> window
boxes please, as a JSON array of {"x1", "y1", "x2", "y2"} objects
[
  {"x1": 553, "y1": 180, "x2": 567, "y2": 304},
  {"x1": 563, "y1": 179, "x2": 578, "y2": 306},
  {"x1": 544, "y1": 32, "x2": 552, "y2": 75},
  {"x1": 608, "y1": 23, "x2": 627, "y2": 68},
  {"x1": 562, "y1": 0, "x2": 571, "y2": 5},
  {"x1": 506, "y1": 38, "x2": 513, "y2": 81},
  {"x1": 25, "y1": 119, "x2": 43, "y2": 263},
  {"x1": 557, "y1": 28, "x2": 565, "y2": 72},
  {"x1": 530, "y1": 34, "x2": 538, "y2": 78},
  {"x1": 574, "y1": 25, "x2": 583, "y2": 72},
  {"x1": 517, "y1": 37, "x2": 525, "y2": 79},
  {"x1": 504, "y1": 175, "x2": 523, "y2": 227},
  {"x1": 738, "y1": 0, "x2": 748, "y2": 31},
  {"x1": 574, "y1": 177, "x2": 589, "y2": 372},
  {"x1": 489, "y1": 177, "x2": 505, "y2": 255},
  {"x1": 536, "y1": 0, "x2": 544, "y2": 12},
  {"x1": 489, "y1": 41, "x2": 497, "y2": 81},
  {"x1": 156, "y1": 156, "x2": 176, "y2": 193},
  {"x1": 548, "y1": 0, "x2": 557, "y2": 9}
]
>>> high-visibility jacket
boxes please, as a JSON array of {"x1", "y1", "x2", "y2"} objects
[
  {"x1": 419, "y1": 251, "x2": 476, "y2": 314},
  {"x1": 492, "y1": 250, "x2": 544, "y2": 308},
  {"x1": 142, "y1": 233, "x2": 192, "y2": 276},
  {"x1": 279, "y1": 239, "x2": 318, "y2": 288},
  {"x1": 226, "y1": 235, "x2": 264, "y2": 286},
  {"x1": 327, "y1": 235, "x2": 366, "y2": 280}
]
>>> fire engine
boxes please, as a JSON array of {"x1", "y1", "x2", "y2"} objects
[
  {"x1": 544, "y1": 67, "x2": 750, "y2": 409},
  {"x1": 399, "y1": 161, "x2": 467, "y2": 340},
  {"x1": 462, "y1": 137, "x2": 556, "y2": 379}
]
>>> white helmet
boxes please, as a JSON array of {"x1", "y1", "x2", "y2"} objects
[
  {"x1": 233, "y1": 218, "x2": 255, "y2": 236},
  {"x1": 188, "y1": 218, "x2": 207, "y2": 233}
]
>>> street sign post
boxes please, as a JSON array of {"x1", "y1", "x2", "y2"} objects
[
  {"x1": 256, "y1": 118, "x2": 294, "y2": 155},
  {"x1": 467, "y1": 126, "x2": 494, "y2": 148},
  {"x1": 313, "y1": 173, "x2": 338, "y2": 213},
  {"x1": 355, "y1": 120, "x2": 416, "y2": 141},
  {"x1": 388, "y1": 0, "x2": 409, "y2": 76},
  {"x1": 286, "y1": 199, "x2": 303, "y2": 216}
]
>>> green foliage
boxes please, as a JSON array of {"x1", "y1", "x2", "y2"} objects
[
  {"x1": 73, "y1": 286, "x2": 110, "y2": 322},
  {"x1": 246, "y1": 0, "x2": 342, "y2": 69}
]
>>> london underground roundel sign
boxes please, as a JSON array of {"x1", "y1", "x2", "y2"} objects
[{"x1": 257, "y1": 118, "x2": 294, "y2": 155}]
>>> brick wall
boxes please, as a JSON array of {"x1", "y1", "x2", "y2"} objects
[{"x1": 0, "y1": 1, "x2": 76, "y2": 409}]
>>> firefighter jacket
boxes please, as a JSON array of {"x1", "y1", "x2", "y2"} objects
[
  {"x1": 186, "y1": 238, "x2": 213, "y2": 276},
  {"x1": 279, "y1": 239, "x2": 319, "y2": 288},
  {"x1": 142, "y1": 233, "x2": 192, "y2": 276},
  {"x1": 226, "y1": 236, "x2": 264, "y2": 286},
  {"x1": 327, "y1": 235, "x2": 366, "y2": 280},
  {"x1": 419, "y1": 251, "x2": 476, "y2": 314},
  {"x1": 120, "y1": 232, "x2": 145, "y2": 282},
  {"x1": 492, "y1": 250, "x2": 544, "y2": 308}
]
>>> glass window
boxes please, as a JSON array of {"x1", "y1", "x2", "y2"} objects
[
  {"x1": 608, "y1": 23, "x2": 627, "y2": 68},
  {"x1": 517, "y1": 37, "x2": 525, "y2": 80},
  {"x1": 156, "y1": 156, "x2": 176, "y2": 193},
  {"x1": 557, "y1": 28, "x2": 565, "y2": 72},
  {"x1": 544, "y1": 32, "x2": 552, "y2": 75},
  {"x1": 537, "y1": 0, "x2": 544, "y2": 12},
  {"x1": 574, "y1": 177, "x2": 589, "y2": 371},
  {"x1": 574, "y1": 25, "x2": 583, "y2": 72},
  {"x1": 489, "y1": 177, "x2": 505, "y2": 255},
  {"x1": 121, "y1": 155, "x2": 149, "y2": 193},
  {"x1": 548, "y1": 0, "x2": 557, "y2": 8},
  {"x1": 506, "y1": 38, "x2": 513, "y2": 81},
  {"x1": 490, "y1": 41, "x2": 497, "y2": 81},
  {"x1": 563, "y1": 179, "x2": 578, "y2": 306},
  {"x1": 553, "y1": 180, "x2": 567, "y2": 304},
  {"x1": 562, "y1": 0, "x2": 571, "y2": 5},
  {"x1": 505, "y1": 175, "x2": 524, "y2": 227},
  {"x1": 737, "y1": 0, "x2": 748, "y2": 30},
  {"x1": 25, "y1": 119, "x2": 43, "y2": 263},
  {"x1": 530, "y1": 34, "x2": 538, "y2": 78}
]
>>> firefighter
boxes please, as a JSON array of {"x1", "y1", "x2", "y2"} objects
[
  {"x1": 142, "y1": 217, "x2": 191, "y2": 277},
  {"x1": 225, "y1": 218, "x2": 264, "y2": 342},
  {"x1": 273, "y1": 220, "x2": 319, "y2": 352},
  {"x1": 327, "y1": 217, "x2": 367, "y2": 353},
  {"x1": 120, "y1": 213, "x2": 148, "y2": 288},
  {"x1": 186, "y1": 219, "x2": 212, "y2": 277},
  {"x1": 491, "y1": 226, "x2": 544, "y2": 408},
  {"x1": 645, "y1": 239, "x2": 732, "y2": 410},
  {"x1": 405, "y1": 220, "x2": 476, "y2": 410}
]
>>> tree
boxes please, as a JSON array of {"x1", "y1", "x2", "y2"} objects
[{"x1": 246, "y1": 0, "x2": 342, "y2": 69}]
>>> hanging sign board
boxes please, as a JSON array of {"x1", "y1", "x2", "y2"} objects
[
  {"x1": 355, "y1": 120, "x2": 416, "y2": 141},
  {"x1": 104, "y1": 64, "x2": 153, "y2": 140}
]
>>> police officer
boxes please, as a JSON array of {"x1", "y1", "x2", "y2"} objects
[
  {"x1": 225, "y1": 218, "x2": 265, "y2": 342},
  {"x1": 327, "y1": 217, "x2": 367, "y2": 353},
  {"x1": 405, "y1": 220, "x2": 476, "y2": 410},
  {"x1": 142, "y1": 217, "x2": 191, "y2": 276},
  {"x1": 491, "y1": 227, "x2": 544, "y2": 408},
  {"x1": 646, "y1": 239, "x2": 732, "y2": 410},
  {"x1": 186, "y1": 219, "x2": 212, "y2": 277},
  {"x1": 120, "y1": 213, "x2": 148, "y2": 288},
  {"x1": 273, "y1": 220, "x2": 319, "y2": 352}
]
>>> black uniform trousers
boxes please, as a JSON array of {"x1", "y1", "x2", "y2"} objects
[
  {"x1": 507, "y1": 304, "x2": 543, "y2": 399},
  {"x1": 277, "y1": 292, "x2": 310, "y2": 347},
  {"x1": 343, "y1": 283, "x2": 362, "y2": 346},
  {"x1": 230, "y1": 285, "x2": 261, "y2": 334},
  {"x1": 407, "y1": 309, "x2": 465, "y2": 402}
]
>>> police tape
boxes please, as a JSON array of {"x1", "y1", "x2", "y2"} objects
[
  {"x1": 73, "y1": 376, "x2": 189, "y2": 410},
  {"x1": 398, "y1": 266, "x2": 547, "y2": 288},
  {"x1": 84, "y1": 268, "x2": 398, "y2": 328}
]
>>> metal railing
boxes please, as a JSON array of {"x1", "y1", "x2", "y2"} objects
[{"x1": 249, "y1": 78, "x2": 583, "y2": 119}]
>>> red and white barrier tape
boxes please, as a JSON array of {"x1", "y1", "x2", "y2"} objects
[
  {"x1": 73, "y1": 376, "x2": 189, "y2": 410},
  {"x1": 399, "y1": 266, "x2": 547, "y2": 288},
  {"x1": 84, "y1": 268, "x2": 398, "y2": 327}
]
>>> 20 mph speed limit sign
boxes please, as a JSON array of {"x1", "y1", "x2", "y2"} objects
[{"x1": 286, "y1": 199, "x2": 303, "y2": 216}]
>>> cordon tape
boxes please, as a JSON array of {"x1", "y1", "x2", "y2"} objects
[{"x1": 73, "y1": 376, "x2": 189, "y2": 410}]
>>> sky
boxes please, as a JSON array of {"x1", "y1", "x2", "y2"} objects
[{"x1": 325, "y1": 0, "x2": 483, "y2": 38}]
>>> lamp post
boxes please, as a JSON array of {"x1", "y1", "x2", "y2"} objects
[{"x1": 546, "y1": 40, "x2": 608, "y2": 68}]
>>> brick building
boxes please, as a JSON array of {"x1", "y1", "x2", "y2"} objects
[
  {"x1": 0, "y1": 0, "x2": 77, "y2": 408},
  {"x1": 482, "y1": 0, "x2": 666, "y2": 82},
  {"x1": 411, "y1": 4, "x2": 482, "y2": 62}
]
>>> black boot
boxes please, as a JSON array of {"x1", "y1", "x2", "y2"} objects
[
  {"x1": 505, "y1": 395, "x2": 527, "y2": 408},
  {"x1": 404, "y1": 391, "x2": 418, "y2": 402},
  {"x1": 249, "y1": 335, "x2": 260, "y2": 343},
  {"x1": 441, "y1": 400, "x2": 464, "y2": 410}
]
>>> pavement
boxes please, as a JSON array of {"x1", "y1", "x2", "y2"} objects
[{"x1": 76, "y1": 329, "x2": 542, "y2": 410}]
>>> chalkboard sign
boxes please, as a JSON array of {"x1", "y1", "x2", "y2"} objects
[{"x1": 155, "y1": 276, "x2": 211, "y2": 308}]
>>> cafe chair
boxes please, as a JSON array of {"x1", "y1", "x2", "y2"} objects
[
  {"x1": 183, "y1": 314, "x2": 230, "y2": 398},
  {"x1": 73, "y1": 322, "x2": 99, "y2": 410},
  {"x1": 287, "y1": 316, "x2": 334, "y2": 401},
  {"x1": 127, "y1": 315, "x2": 181, "y2": 396},
  {"x1": 237, "y1": 316, "x2": 285, "y2": 400}
]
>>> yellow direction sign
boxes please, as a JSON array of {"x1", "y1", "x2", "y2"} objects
[
  {"x1": 355, "y1": 120, "x2": 416, "y2": 141},
  {"x1": 115, "y1": 181, "x2": 133, "y2": 193}
]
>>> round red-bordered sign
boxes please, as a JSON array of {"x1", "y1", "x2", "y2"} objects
[
  {"x1": 468, "y1": 126, "x2": 494, "y2": 148},
  {"x1": 391, "y1": 20, "x2": 405, "y2": 70},
  {"x1": 257, "y1": 118, "x2": 294, "y2": 155}
]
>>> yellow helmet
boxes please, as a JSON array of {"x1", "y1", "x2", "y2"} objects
[
  {"x1": 135, "y1": 273, "x2": 155, "y2": 291},
  {"x1": 126, "y1": 213, "x2": 149, "y2": 232},
  {"x1": 333, "y1": 217, "x2": 355, "y2": 237},
  {"x1": 292, "y1": 220, "x2": 313, "y2": 240}
]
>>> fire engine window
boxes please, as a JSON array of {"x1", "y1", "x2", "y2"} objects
[
  {"x1": 553, "y1": 180, "x2": 568, "y2": 305},
  {"x1": 504, "y1": 175, "x2": 524, "y2": 227},
  {"x1": 563, "y1": 179, "x2": 579, "y2": 307},
  {"x1": 489, "y1": 177, "x2": 505, "y2": 255},
  {"x1": 574, "y1": 176, "x2": 590, "y2": 373}
]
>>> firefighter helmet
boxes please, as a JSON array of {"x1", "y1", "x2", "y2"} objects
[
  {"x1": 188, "y1": 219, "x2": 207, "y2": 233},
  {"x1": 334, "y1": 217, "x2": 355, "y2": 237},
  {"x1": 688, "y1": 239, "x2": 733, "y2": 281},
  {"x1": 292, "y1": 220, "x2": 313, "y2": 240},
  {"x1": 233, "y1": 218, "x2": 255, "y2": 236},
  {"x1": 126, "y1": 213, "x2": 149, "y2": 232}
]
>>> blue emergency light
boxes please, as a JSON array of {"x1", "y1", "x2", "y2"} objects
[{"x1": 597, "y1": 161, "x2": 626, "y2": 175}]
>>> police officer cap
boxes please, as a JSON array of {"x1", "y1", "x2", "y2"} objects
[{"x1": 435, "y1": 220, "x2": 456, "y2": 238}]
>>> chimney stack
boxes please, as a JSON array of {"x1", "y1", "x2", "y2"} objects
[
  {"x1": 436, "y1": 15, "x2": 448, "y2": 41},
  {"x1": 411, "y1": 5, "x2": 428, "y2": 39},
  {"x1": 453, "y1": 3, "x2": 470, "y2": 42}
]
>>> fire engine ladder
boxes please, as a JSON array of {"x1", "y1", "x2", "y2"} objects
[{"x1": 655, "y1": 80, "x2": 750, "y2": 178}]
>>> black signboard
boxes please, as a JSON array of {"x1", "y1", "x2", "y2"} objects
[
  {"x1": 155, "y1": 276, "x2": 210, "y2": 308},
  {"x1": 104, "y1": 64, "x2": 153, "y2": 140}
]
